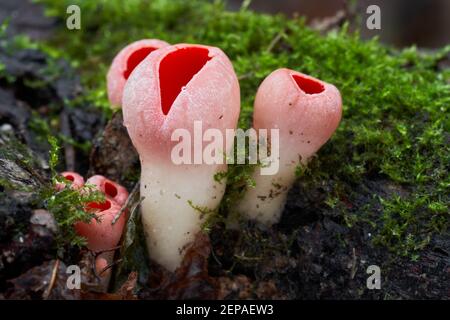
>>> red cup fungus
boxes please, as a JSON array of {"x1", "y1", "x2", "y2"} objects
[
  {"x1": 56, "y1": 172, "x2": 129, "y2": 290},
  {"x1": 86, "y1": 175, "x2": 129, "y2": 207},
  {"x1": 235, "y1": 68, "x2": 342, "y2": 226},
  {"x1": 122, "y1": 43, "x2": 240, "y2": 271},
  {"x1": 56, "y1": 171, "x2": 84, "y2": 191},
  {"x1": 75, "y1": 198, "x2": 126, "y2": 289},
  {"x1": 107, "y1": 39, "x2": 169, "y2": 107}
]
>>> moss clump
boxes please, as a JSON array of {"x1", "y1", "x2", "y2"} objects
[
  {"x1": 0, "y1": 134, "x2": 104, "y2": 258},
  {"x1": 40, "y1": 136, "x2": 105, "y2": 257},
  {"x1": 36, "y1": 0, "x2": 449, "y2": 258}
]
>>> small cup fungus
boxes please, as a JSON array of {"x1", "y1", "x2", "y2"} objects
[
  {"x1": 236, "y1": 68, "x2": 342, "y2": 226},
  {"x1": 86, "y1": 175, "x2": 129, "y2": 207},
  {"x1": 57, "y1": 172, "x2": 129, "y2": 290},
  {"x1": 56, "y1": 171, "x2": 84, "y2": 191},
  {"x1": 107, "y1": 39, "x2": 169, "y2": 107},
  {"x1": 75, "y1": 198, "x2": 126, "y2": 289}
]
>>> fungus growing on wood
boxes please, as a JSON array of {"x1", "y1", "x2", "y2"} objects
[
  {"x1": 56, "y1": 171, "x2": 84, "y2": 190},
  {"x1": 57, "y1": 173, "x2": 129, "y2": 290},
  {"x1": 86, "y1": 175, "x2": 129, "y2": 206},
  {"x1": 236, "y1": 68, "x2": 342, "y2": 226},
  {"x1": 107, "y1": 39, "x2": 169, "y2": 107},
  {"x1": 75, "y1": 198, "x2": 126, "y2": 290},
  {"x1": 122, "y1": 43, "x2": 240, "y2": 271}
]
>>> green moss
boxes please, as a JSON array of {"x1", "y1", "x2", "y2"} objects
[
  {"x1": 373, "y1": 191, "x2": 448, "y2": 260},
  {"x1": 36, "y1": 0, "x2": 449, "y2": 258},
  {"x1": 0, "y1": 133, "x2": 106, "y2": 257},
  {"x1": 188, "y1": 199, "x2": 221, "y2": 233},
  {"x1": 41, "y1": 136, "x2": 105, "y2": 257}
]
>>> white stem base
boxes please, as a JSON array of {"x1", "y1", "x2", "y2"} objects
[
  {"x1": 235, "y1": 164, "x2": 297, "y2": 226},
  {"x1": 237, "y1": 175, "x2": 292, "y2": 226},
  {"x1": 140, "y1": 161, "x2": 226, "y2": 272}
]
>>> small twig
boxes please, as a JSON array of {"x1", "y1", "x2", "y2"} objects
[
  {"x1": 60, "y1": 109, "x2": 75, "y2": 171},
  {"x1": 43, "y1": 259, "x2": 60, "y2": 299},
  {"x1": 95, "y1": 245, "x2": 122, "y2": 255},
  {"x1": 90, "y1": 246, "x2": 122, "y2": 280},
  {"x1": 128, "y1": 196, "x2": 145, "y2": 220},
  {"x1": 350, "y1": 247, "x2": 358, "y2": 279},
  {"x1": 266, "y1": 30, "x2": 285, "y2": 53},
  {"x1": 309, "y1": 0, "x2": 357, "y2": 33},
  {"x1": 210, "y1": 247, "x2": 223, "y2": 268},
  {"x1": 233, "y1": 254, "x2": 261, "y2": 262},
  {"x1": 238, "y1": 72, "x2": 253, "y2": 81},
  {"x1": 310, "y1": 10, "x2": 346, "y2": 33},
  {"x1": 97, "y1": 258, "x2": 123, "y2": 277},
  {"x1": 112, "y1": 180, "x2": 140, "y2": 225}
]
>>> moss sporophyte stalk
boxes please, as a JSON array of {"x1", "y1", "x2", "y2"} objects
[{"x1": 27, "y1": 0, "x2": 450, "y2": 259}]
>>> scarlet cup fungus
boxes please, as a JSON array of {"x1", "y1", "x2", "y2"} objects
[
  {"x1": 86, "y1": 175, "x2": 129, "y2": 207},
  {"x1": 75, "y1": 198, "x2": 126, "y2": 289},
  {"x1": 107, "y1": 39, "x2": 169, "y2": 107},
  {"x1": 236, "y1": 68, "x2": 342, "y2": 226},
  {"x1": 56, "y1": 171, "x2": 84, "y2": 190},
  {"x1": 122, "y1": 44, "x2": 240, "y2": 271},
  {"x1": 54, "y1": 172, "x2": 128, "y2": 289}
]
